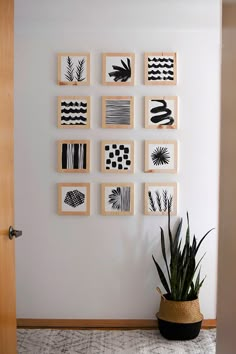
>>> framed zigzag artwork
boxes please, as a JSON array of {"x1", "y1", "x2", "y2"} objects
[
  {"x1": 144, "y1": 52, "x2": 177, "y2": 85},
  {"x1": 101, "y1": 183, "x2": 134, "y2": 216},
  {"x1": 58, "y1": 53, "x2": 90, "y2": 86},
  {"x1": 145, "y1": 96, "x2": 178, "y2": 129},
  {"x1": 102, "y1": 53, "x2": 135, "y2": 86},
  {"x1": 58, "y1": 96, "x2": 90, "y2": 128},
  {"x1": 58, "y1": 183, "x2": 90, "y2": 215},
  {"x1": 144, "y1": 182, "x2": 177, "y2": 216},
  {"x1": 58, "y1": 140, "x2": 90, "y2": 173}
]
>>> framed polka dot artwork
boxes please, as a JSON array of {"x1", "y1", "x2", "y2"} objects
[{"x1": 101, "y1": 141, "x2": 134, "y2": 173}]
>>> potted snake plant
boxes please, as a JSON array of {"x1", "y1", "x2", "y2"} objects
[{"x1": 152, "y1": 205, "x2": 214, "y2": 340}]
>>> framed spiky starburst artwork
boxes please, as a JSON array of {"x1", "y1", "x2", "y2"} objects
[
  {"x1": 102, "y1": 53, "x2": 135, "y2": 86},
  {"x1": 145, "y1": 140, "x2": 178, "y2": 173},
  {"x1": 58, "y1": 53, "x2": 90, "y2": 85},
  {"x1": 144, "y1": 182, "x2": 177, "y2": 216},
  {"x1": 101, "y1": 183, "x2": 134, "y2": 216}
]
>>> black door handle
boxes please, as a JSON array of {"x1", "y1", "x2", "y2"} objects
[{"x1": 9, "y1": 226, "x2": 22, "y2": 240}]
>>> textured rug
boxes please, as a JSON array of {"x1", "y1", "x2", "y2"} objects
[{"x1": 17, "y1": 329, "x2": 216, "y2": 354}]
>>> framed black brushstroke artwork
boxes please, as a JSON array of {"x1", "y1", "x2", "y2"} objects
[
  {"x1": 102, "y1": 96, "x2": 134, "y2": 129},
  {"x1": 101, "y1": 140, "x2": 134, "y2": 173},
  {"x1": 145, "y1": 96, "x2": 178, "y2": 129},
  {"x1": 144, "y1": 52, "x2": 177, "y2": 85},
  {"x1": 144, "y1": 182, "x2": 177, "y2": 216},
  {"x1": 58, "y1": 140, "x2": 90, "y2": 173},
  {"x1": 58, "y1": 96, "x2": 90, "y2": 128},
  {"x1": 145, "y1": 140, "x2": 178, "y2": 173},
  {"x1": 101, "y1": 183, "x2": 134, "y2": 216},
  {"x1": 58, "y1": 53, "x2": 90, "y2": 86},
  {"x1": 102, "y1": 53, "x2": 135, "y2": 86},
  {"x1": 58, "y1": 183, "x2": 90, "y2": 215}
]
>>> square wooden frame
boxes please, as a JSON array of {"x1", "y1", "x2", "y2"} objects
[
  {"x1": 58, "y1": 52, "x2": 90, "y2": 86},
  {"x1": 144, "y1": 52, "x2": 177, "y2": 85},
  {"x1": 144, "y1": 140, "x2": 178, "y2": 173},
  {"x1": 58, "y1": 96, "x2": 91, "y2": 129},
  {"x1": 58, "y1": 140, "x2": 90, "y2": 173},
  {"x1": 144, "y1": 182, "x2": 177, "y2": 216},
  {"x1": 101, "y1": 183, "x2": 134, "y2": 216},
  {"x1": 58, "y1": 183, "x2": 90, "y2": 216},
  {"x1": 102, "y1": 53, "x2": 135, "y2": 86},
  {"x1": 101, "y1": 140, "x2": 134, "y2": 173},
  {"x1": 102, "y1": 96, "x2": 134, "y2": 129},
  {"x1": 145, "y1": 96, "x2": 178, "y2": 129}
]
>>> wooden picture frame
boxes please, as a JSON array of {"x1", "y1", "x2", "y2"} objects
[
  {"x1": 145, "y1": 96, "x2": 178, "y2": 129},
  {"x1": 102, "y1": 96, "x2": 134, "y2": 128},
  {"x1": 144, "y1": 52, "x2": 177, "y2": 85},
  {"x1": 58, "y1": 140, "x2": 90, "y2": 173},
  {"x1": 58, "y1": 183, "x2": 90, "y2": 215},
  {"x1": 145, "y1": 140, "x2": 178, "y2": 173},
  {"x1": 101, "y1": 183, "x2": 134, "y2": 216},
  {"x1": 58, "y1": 96, "x2": 91, "y2": 128},
  {"x1": 101, "y1": 140, "x2": 134, "y2": 173},
  {"x1": 144, "y1": 182, "x2": 177, "y2": 216},
  {"x1": 102, "y1": 53, "x2": 135, "y2": 86},
  {"x1": 58, "y1": 53, "x2": 90, "y2": 86}
]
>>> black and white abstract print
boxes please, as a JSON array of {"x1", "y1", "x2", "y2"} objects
[
  {"x1": 59, "y1": 54, "x2": 89, "y2": 84},
  {"x1": 64, "y1": 190, "x2": 85, "y2": 208},
  {"x1": 147, "y1": 55, "x2": 175, "y2": 82},
  {"x1": 147, "y1": 184, "x2": 176, "y2": 215},
  {"x1": 108, "y1": 186, "x2": 131, "y2": 212},
  {"x1": 104, "y1": 143, "x2": 132, "y2": 171},
  {"x1": 104, "y1": 54, "x2": 134, "y2": 84},
  {"x1": 105, "y1": 98, "x2": 131, "y2": 126},
  {"x1": 61, "y1": 143, "x2": 87, "y2": 170},
  {"x1": 147, "y1": 97, "x2": 176, "y2": 128},
  {"x1": 147, "y1": 141, "x2": 176, "y2": 172},
  {"x1": 60, "y1": 98, "x2": 88, "y2": 126}
]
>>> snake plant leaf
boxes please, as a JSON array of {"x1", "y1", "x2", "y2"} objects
[
  {"x1": 152, "y1": 255, "x2": 170, "y2": 294},
  {"x1": 173, "y1": 218, "x2": 183, "y2": 253},
  {"x1": 195, "y1": 228, "x2": 214, "y2": 255},
  {"x1": 167, "y1": 201, "x2": 173, "y2": 257},
  {"x1": 160, "y1": 227, "x2": 171, "y2": 282}
]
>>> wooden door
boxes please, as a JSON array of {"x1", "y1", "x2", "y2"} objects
[{"x1": 0, "y1": 0, "x2": 17, "y2": 353}]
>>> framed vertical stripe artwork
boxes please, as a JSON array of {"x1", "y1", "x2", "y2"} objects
[
  {"x1": 101, "y1": 183, "x2": 134, "y2": 216},
  {"x1": 102, "y1": 96, "x2": 134, "y2": 128},
  {"x1": 58, "y1": 140, "x2": 90, "y2": 173}
]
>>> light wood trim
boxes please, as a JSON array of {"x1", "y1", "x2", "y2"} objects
[
  {"x1": 101, "y1": 141, "x2": 134, "y2": 173},
  {"x1": 0, "y1": 0, "x2": 17, "y2": 353},
  {"x1": 144, "y1": 52, "x2": 177, "y2": 85},
  {"x1": 58, "y1": 183, "x2": 90, "y2": 216},
  {"x1": 101, "y1": 183, "x2": 134, "y2": 216},
  {"x1": 144, "y1": 140, "x2": 178, "y2": 174},
  {"x1": 102, "y1": 53, "x2": 135, "y2": 86},
  {"x1": 144, "y1": 96, "x2": 178, "y2": 129},
  {"x1": 58, "y1": 96, "x2": 91, "y2": 129},
  {"x1": 102, "y1": 96, "x2": 134, "y2": 129},
  {"x1": 58, "y1": 140, "x2": 90, "y2": 173},
  {"x1": 223, "y1": 4, "x2": 236, "y2": 27},
  {"x1": 16, "y1": 318, "x2": 216, "y2": 329},
  {"x1": 58, "y1": 53, "x2": 90, "y2": 86},
  {"x1": 144, "y1": 182, "x2": 177, "y2": 216}
]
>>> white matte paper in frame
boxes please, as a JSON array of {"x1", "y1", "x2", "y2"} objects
[
  {"x1": 104, "y1": 185, "x2": 131, "y2": 212},
  {"x1": 148, "y1": 98, "x2": 177, "y2": 128},
  {"x1": 146, "y1": 184, "x2": 177, "y2": 215},
  {"x1": 148, "y1": 143, "x2": 175, "y2": 170},
  {"x1": 58, "y1": 53, "x2": 90, "y2": 85},
  {"x1": 61, "y1": 186, "x2": 87, "y2": 212},
  {"x1": 105, "y1": 56, "x2": 132, "y2": 83}
]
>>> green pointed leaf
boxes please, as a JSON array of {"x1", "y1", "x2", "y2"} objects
[{"x1": 152, "y1": 255, "x2": 170, "y2": 294}]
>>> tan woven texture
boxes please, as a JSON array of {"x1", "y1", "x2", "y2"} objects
[{"x1": 157, "y1": 297, "x2": 203, "y2": 324}]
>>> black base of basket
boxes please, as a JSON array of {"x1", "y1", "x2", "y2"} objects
[{"x1": 158, "y1": 318, "x2": 202, "y2": 340}]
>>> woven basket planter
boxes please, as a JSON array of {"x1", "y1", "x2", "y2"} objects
[{"x1": 156, "y1": 291, "x2": 203, "y2": 340}]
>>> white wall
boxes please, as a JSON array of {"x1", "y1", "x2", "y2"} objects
[{"x1": 15, "y1": 0, "x2": 221, "y2": 319}]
